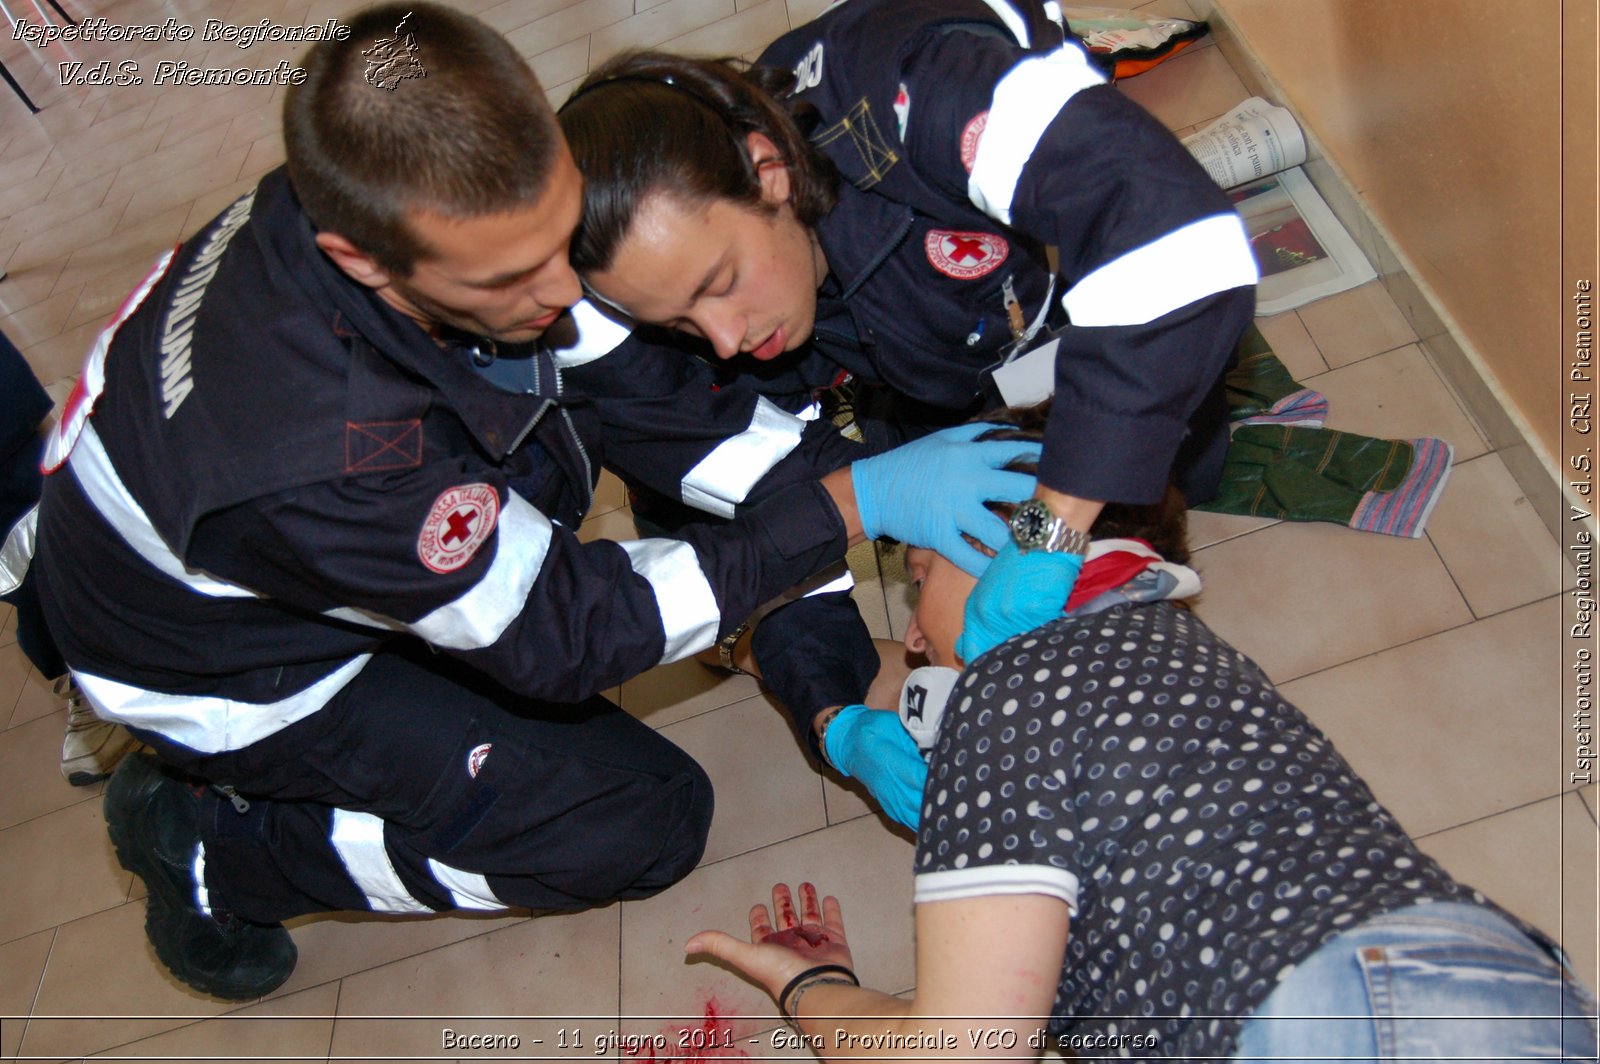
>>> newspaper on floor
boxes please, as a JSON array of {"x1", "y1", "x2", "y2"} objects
[{"x1": 1184, "y1": 98, "x2": 1375, "y2": 314}]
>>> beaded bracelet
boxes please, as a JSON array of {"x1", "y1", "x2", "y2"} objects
[{"x1": 779, "y1": 963, "x2": 859, "y2": 1024}]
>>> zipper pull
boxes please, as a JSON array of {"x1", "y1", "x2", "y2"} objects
[
  {"x1": 1001, "y1": 275, "x2": 1026, "y2": 341},
  {"x1": 214, "y1": 784, "x2": 251, "y2": 814}
]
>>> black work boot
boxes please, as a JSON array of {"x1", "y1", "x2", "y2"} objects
[{"x1": 104, "y1": 753, "x2": 297, "y2": 1000}]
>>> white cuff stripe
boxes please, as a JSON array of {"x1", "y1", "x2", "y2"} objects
[
  {"x1": 1, "y1": 504, "x2": 38, "y2": 597},
  {"x1": 67, "y1": 422, "x2": 257, "y2": 599},
  {"x1": 618, "y1": 538, "x2": 720, "y2": 663},
  {"x1": 427, "y1": 859, "x2": 507, "y2": 911},
  {"x1": 550, "y1": 298, "x2": 633, "y2": 369},
  {"x1": 408, "y1": 493, "x2": 552, "y2": 650},
  {"x1": 73, "y1": 655, "x2": 372, "y2": 753},
  {"x1": 193, "y1": 842, "x2": 212, "y2": 917},
  {"x1": 330, "y1": 808, "x2": 432, "y2": 914},
  {"x1": 1061, "y1": 214, "x2": 1258, "y2": 327},
  {"x1": 967, "y1": 46, "x2": 1105, "y2": 225},
  {"x1": 681, "y1": 397, "x2": 811, "y2": 519},
  {"x1": 914, "y1": 863, "x2": 1080, "y2": 914}
]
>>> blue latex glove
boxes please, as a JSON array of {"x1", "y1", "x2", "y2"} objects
[
  {"x1": 956, "y1": 540, "x2": 1083, "y2": 663},
  {"x1": 823, "y1": 704, "x2": 929, "y2": 829},
  {"x1": 852, "y1": 423, "x2": 1039, "y2": 576}
]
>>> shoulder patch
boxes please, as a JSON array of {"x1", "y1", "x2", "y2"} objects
[
  {"x1": 925, "y1": 230, "x2": 1010, "y2": 280},
  {"x1": 960, "y1": 111, "x2": 988, "y2": 173},
  {"x1": 418, "y1": 484, "x2": 499, "y2": 574}
]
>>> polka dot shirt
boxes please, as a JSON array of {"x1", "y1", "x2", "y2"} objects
[{"x1": 914, "y1": 601, "x2": 1501, "y2": 1058}]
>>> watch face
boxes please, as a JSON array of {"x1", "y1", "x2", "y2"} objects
[{"x1": 1011, "y1": 500, "x2": 1051, "y2": 548}]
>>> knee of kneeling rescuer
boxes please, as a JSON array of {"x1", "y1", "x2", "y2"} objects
[{"x1": 612, "y1": 760, "x2": 715, "y2": 900}]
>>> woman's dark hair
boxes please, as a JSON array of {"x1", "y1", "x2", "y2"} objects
[
  {"x1": 978, "y1": 402, "x2": 1192, "y2": 565},
  {"x1": 559, "y1": 51, "x2": 839, "y2": 273}
]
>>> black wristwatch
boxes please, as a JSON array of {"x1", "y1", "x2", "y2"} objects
[{"x1": 1009, "y1": 499, "x2": 1091, "y2": 556}]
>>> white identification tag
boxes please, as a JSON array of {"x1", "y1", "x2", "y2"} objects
[{"x1": 991, "y1": 336, "x2": 1060, "y2": 408}]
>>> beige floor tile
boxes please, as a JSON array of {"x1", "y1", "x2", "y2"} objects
[
  {"x1": 0, "y1": 929, "x2": 54, "y2": 1060},
  {"x1": 1191, "y1": 518, "x2": 1472, "y2": 682},
  {"x1": 0, "y1": 143, "x2": 55, "y2": 190},
  {"x1": 576, "y1": 504, "x2": 637, "y2": 544},
  {"x1": 620, "y1": 815, "x2": 915, "y2": 1036},
  {"x1": 621, "y1": 655, "x2": 764, "y2": 728},
  {"x1": 1252, "y1": 311, "x2": 1327, "y2": 381},
  {"x1": 85, "y1": 981, "x2": 339, "y2": 1064},
  {"x1": 1115, "y1": 42, "x2": 1248, "y2": 132},
  {"x1": 0, "y1": 284, "x2": 83, "y2": 349},
  {"x1": 590, "y1": 0, "x2": 736, "y2": 66},
  {"x1": 506, "y1": 0, "x2": 634, "y2": 58},
  {"x1": 822, "y1": 768, "x2": 886, "y2": 827},
  {"x1": 218, "y1": 105, "x2": 281, "y2": 157},
  {"x1": 112, "y1": 144, "x2": 253, "y2": 236},
  {"x1": 327, "y1": 907, "x2": 619, "y2": 1059},
  {"x1": 0, "y1": 708, "x2": 105, "y2": 831},
  {"x1": 22, "y1": 902, "x2": 234, "y2": 1060},
  {"x1": 0, "y1": 160, "x2": 77, "y2": 230},
  {"x1": 236, "y1": 133, "x2": 287, "y2": 184},
  {"x1": 1302, "y1": 344, "x2": 1490, "y2": 462},
  {"x1": 1582, "y1": 784, "x2": 1598, "y2": 821},
  {"x1": 1184, "y1": 507, "x2": 1279, "y2": 550},
  {"x1": 0, "y1": 798, "x2": 130, "y2": 944},
  {"x1": 784, "y1": 0, "x2": 835, "y2": 28},
  {"x1": 661, "y1": 693, "x2": 826, "y2": 862},
  {"x1": 49, "y1": 97, "x2": 160, "y2": 164},
  {"x1": 22, "y1": 317, "x2": 110, "y2": 396},
  {"x1": 1279, "y1": 597, "x2": 1566, "y2": 839},
  {"x1": 530, "y1": 35, "x2": 592, "y2": 90},
  {"x1": 479, "y1": 0, "x2": 589, "y2": 36},
  {"x1": 591, "y1": 468, "x2": 628, "y2": 516},
  {"x1": 0, "y1": 257, "x2": 70, "y2": 318},
  {"x1": 61, "y1": 256, "x2": 170, "y2": 333},
  {"x1": 1426, "y1": 453, "x2": 1569, "y2": 618},
  {"x1": 1295, "y1": 282, "x2": 1418, "y2": 369},
  {"x1": 275, "y1": 909, "x2": 529, "y2": 996},
  {"x1": 2, "y1": 196, "x2": 128, "y2": 272},
  {"x1": 660, "y1": 0, "x2": 790, "y2": 58},
  {"x1": 1416, "y1": 793, "x2": 1598, "y2": 996},
  {"x1": 8, "y1": 659, "x2": 64, "y2": 729},
  {"x1": 50, "y1": 122, "x2": 173, "y2": 202},
  {"x1": 100, "y1": 122, "x2": 231, "y2": 212}
]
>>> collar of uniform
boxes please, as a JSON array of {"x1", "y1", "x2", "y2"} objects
[{"x1": 256, "y1": 168, "x2": 554, "y2": 463}]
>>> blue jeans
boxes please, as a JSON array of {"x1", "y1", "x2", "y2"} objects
[{"x1": 1234, "y1": 901, "x2": 1598, "y2": 1062}]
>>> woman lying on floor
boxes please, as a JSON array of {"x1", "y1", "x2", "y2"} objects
[{"x1": 686, "y1": 405, "x2": 1597, "y2": 1062}]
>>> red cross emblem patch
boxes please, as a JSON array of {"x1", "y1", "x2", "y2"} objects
[
  {"x1": 925, "y1": 230, "x2": 1009, "y2": 280},
  {"x1": 417, "y1": 484, "x2": 499, "y2": 574},
  {"x1": 960, "y1": 111, "x2": 988, "y2": 173}
]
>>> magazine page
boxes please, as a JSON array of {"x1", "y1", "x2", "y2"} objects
[
  {"x1": 1183, "y1": 97, "x2": 1307, "y2": 189},
  {"x1": 1232, "y1": 167, "x2": 1376, "y2": 314}
]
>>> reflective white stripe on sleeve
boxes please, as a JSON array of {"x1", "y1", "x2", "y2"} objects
[
  {"x1": 73, "y1": 654, "x2": 372, "y2": 754},
  {"x1": 967, "y1": 45, "x2": 1105, "y2": 225},
  {"x1": 0, "y1": 504, "x2": 37, "y2": 597},
  {"x1": 618, "y1": 538, "x2": 720, "y2": 663},
  {"x1": 1060, "y1": 214, "x2": 1258, "y2": 327},
  {"x1": 681, "y1": 396, "x2": 815, "y2": 519},
  {"x1": 550, "y1": 298, "x2": 634, "y2": 370},
  {"x1": 330, "y1": 808, "x2": 432, "y2": 914},
  {"x1": 427, "y1": 859, "x2": 507, "y2": 911},
  {"x1": 193, "y1": 842, "x2": 214, "y2": 917},
  {"x1": 66, "y1": 422, "x2": 258, "y2": 598},
  {"x1": 406, "y1": 492, "x2": 552, "y2": 650}
]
